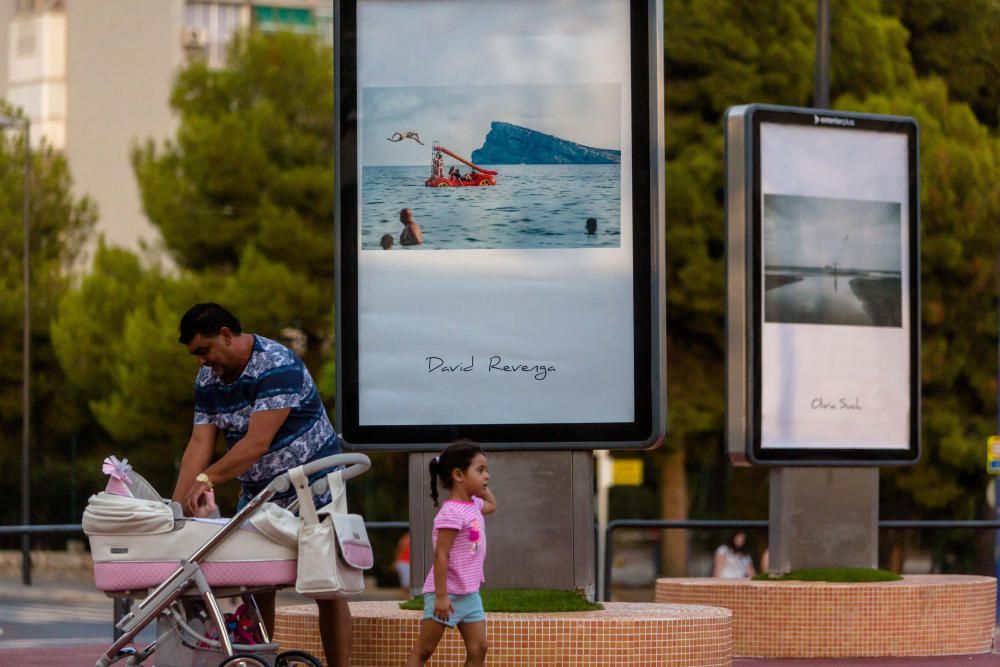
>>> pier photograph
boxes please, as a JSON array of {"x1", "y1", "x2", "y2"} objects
[{"x1": 763, "y1": 193, "x2": 903, "y2": 327}]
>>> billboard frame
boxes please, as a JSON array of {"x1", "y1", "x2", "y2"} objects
[
  {"x1": 726, "y1": 104, "x2": 920, "y2": 466},
  {"x1": 334, "y1": 0, "x2": 666, "y2": 451}
]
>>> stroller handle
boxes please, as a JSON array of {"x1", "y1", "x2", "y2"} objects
[{"x1": 268, "y1": 453, "x2": 371, "y2": 494}]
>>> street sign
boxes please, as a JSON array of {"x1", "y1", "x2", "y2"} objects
[
  {"x1": 612, "y1": 459, "x2": 644, "y2": 486},
  {"x1": 987, "y1": 436, "x2": 1000, "y2": 474}
]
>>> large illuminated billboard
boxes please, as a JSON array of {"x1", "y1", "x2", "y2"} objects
[
  {"x1": 335, "y1": 0, "x2": 666, "y2": 449},
  {"x1": 726, "y1": 105, "x2": 920, "y2": 465}
]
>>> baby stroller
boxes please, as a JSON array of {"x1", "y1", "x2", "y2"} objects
[{"x1": 83, "y1": 453, "x2": 372, "y2": 667}]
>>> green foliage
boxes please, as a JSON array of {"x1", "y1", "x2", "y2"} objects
[
  {"x1": 883, "y1": 0, "x2": 1000, "y2": 127},
  {"x1": 52, "y1": 244, "x2": 208, "y2": 486},
  {"x1": 53, "y1": 31, "x2": 338, "y2": 496},
  {"x1": 754, "y1": 567, "x2": 901, "y2": 582},
  {"x1": 0, "y1": 105, "x2": 97, "y2": 524},
  {"x1": 838, "y1": 79, "x2": 1000, "y2": 517},
  {"x1": 661, "y1": 0, "x2": 998, "y2": 551},
  {"x1": 400, "y1": 589, "x2": 602, "y2": 613},
  {"x1": 131, "y1": 30, "x2": 335, "y2": 356}
]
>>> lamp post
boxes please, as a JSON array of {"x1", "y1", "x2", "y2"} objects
[
  {"x1": 1, "y1": 114, "x2": 31, "y2": 585},
  {"x1": 814, "y1": 0, "x2": 831, "y2": 108}
]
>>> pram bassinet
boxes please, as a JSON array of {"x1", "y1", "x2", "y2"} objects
[
  {"x1": 83, "y1": 453, "x2": 371, "y2": 667},
  {"x1": 85, "y1": 491, "x2": 299, "y2": 591}
]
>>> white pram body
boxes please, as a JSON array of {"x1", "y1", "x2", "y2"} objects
[
  {"x1": 83, "y1": 454, "x2": 372, "y2": 667},
  {"x1": 85, "y1": 493, "x2": 298, "y2": 592}
]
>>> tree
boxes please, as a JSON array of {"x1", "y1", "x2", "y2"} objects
[
  {"x1": 0, "y1": 106, "x2": 97, "y2": 525},
  {"x1": 883, "y1": 0, "x2": 999, "y2": 127},
  {"x1": 131, "y1": 31, "x2": 335, "y2": 369},
  {"x1": 53, "y1": 31, "x2": 343, "y2": 507},
  {"x1": 658, "y1": 0, "x2": 998, "y2": 574},
  {"x1": 841, "y1": 78, "x2": 1000, "y2": 570}
]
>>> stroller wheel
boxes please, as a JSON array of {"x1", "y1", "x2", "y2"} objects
[
  {"x1": 275, "y1": 650, "x2": 323, "y2": 666},
  {"x1": 217, "y1": 656, "x2": 269, "y2": 667}
]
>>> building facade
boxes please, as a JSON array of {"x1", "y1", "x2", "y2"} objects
[{"x1": 0, "y1": 0, "x2": 332, "y2": 253}]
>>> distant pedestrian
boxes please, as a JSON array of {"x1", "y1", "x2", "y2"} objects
[
  {"x1": 395, "y1": 531, "x2": 411, "y2": 590},
  {"x1": 586, "y1": 217, "x2": 597, "y2": 235},
  {"x1": 380, "y1": 233, "x2": 394, "y2": 250},
  {"x1": 713, "y1": 531, "x2": 756, "y2": 579}
]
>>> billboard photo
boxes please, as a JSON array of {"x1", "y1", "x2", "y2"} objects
[{"x1": 361, "y1": 84, "x2": 622, "y2": 251}]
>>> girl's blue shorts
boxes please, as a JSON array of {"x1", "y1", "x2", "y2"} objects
[{"x1": 422, "y1": 591, "x2": 485, "y2": 627}]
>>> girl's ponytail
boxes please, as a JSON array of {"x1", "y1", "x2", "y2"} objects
[
  {"x1": 428, "y1": 440, "x2": 484, "y2": 507},
  {"x1": 428, "y1": 456, "x2": 441, "y2": 507}
]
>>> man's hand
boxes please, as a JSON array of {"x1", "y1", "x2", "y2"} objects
[{"x1": 183, "y1": 478, "x2": 214, "y2": 517}]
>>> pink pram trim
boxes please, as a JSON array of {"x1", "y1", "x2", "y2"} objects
[
  {"x1": 93, "y1": 559, "x2": 297, "y2": 591},
  {"x1": 341, "y1": 543, "x2": 374, "y2": 570}
]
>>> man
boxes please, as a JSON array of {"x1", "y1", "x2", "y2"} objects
[
  {"x1": 172, "y1": 302, "x2": 351, "y2": 666},
  {"x1": 399, "y1": 207, "x2": 424, "y2": 246},
  {"x1": 387, "y1": 130, "x2": 424, "y2": 145}
]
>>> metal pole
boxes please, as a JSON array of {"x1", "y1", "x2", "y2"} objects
[
  {"x1": 813, "y1": 0, "x2": 831, "y2": 108},
  {"x1": 20, "y1": 120, "x2": 31, "y2": 586}
]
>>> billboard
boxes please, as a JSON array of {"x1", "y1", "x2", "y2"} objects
[
  {"x1": 726, "y1": 105, "x2": 920, "y2": 465},
  {"x1": 335, "y1": 0, "x2": 666, "y2": 449}
]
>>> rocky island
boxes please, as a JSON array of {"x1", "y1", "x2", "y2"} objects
[{"x1": 470, "y1": 121, "x2": 621, "y2": 165}]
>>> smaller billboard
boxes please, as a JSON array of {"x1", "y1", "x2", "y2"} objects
[{"x1": 726, "y1": 104, "x2": 920, "y2": 466}]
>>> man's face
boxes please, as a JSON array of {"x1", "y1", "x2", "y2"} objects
[{"x1": 186, "y1": 330, "x2": 234, "y2": 377}]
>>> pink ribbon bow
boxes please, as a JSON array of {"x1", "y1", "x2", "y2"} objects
[{"x1": 102, "y1": 456, "x2": 132, "y2": 484}]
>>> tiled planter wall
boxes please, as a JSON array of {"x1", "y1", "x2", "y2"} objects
[
  {"x1": 655, "y1": 574, "x2": 995, "y2": 658},
  {"x1": 275, "y1": 600, "x2": 733, "y2": 666}
]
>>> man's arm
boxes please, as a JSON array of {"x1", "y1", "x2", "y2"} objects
[
  {"x1": 204, "y1": 407, "x2": 291, "y2": 482},
  {"x1": 182, "y1": 408, "x2": 291, "y2": 515},
  {"x1": 172, "y1": 423, "x2": 218, "y2": 503}
]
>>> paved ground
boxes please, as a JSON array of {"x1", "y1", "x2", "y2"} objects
[
  {"x1": 0, "y1": 574, "x2": 403, "y2": 665},
  {"x1": 3, "y1": 644, "x2": 999, "y2": 666},
  {"x1": 1, "y1": 576, "x2": 997, "y2": 665}
]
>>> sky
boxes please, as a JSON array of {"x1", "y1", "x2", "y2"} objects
[
  {"x1": 361, "y1": 83, "x2": 621, "y2": 166},
  {"x1": 763, "y1": 194, "x2": 902, "y2": 271}
]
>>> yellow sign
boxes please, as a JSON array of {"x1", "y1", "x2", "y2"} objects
[
  {"x1": 612, "y1": 459, "x2": 644, "y2": 486},
  {"x1": 988, "y1": 436, "x2": 1000, "y2": 474}
]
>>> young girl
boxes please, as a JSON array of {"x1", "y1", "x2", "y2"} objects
[{"x1": 406, "y1": 440, "x2": 497, "y2": 667}]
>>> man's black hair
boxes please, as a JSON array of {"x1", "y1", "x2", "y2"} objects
[{"x1": 178, "y1": 303, "x2": 242, "y2": 344}]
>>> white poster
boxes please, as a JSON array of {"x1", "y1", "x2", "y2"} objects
[
  {"x1": 355, "y1": 0, "x2": 635, "y2": 426},
  {"x1": 759, "y1": 123, "x2": 910, "y2": 449}
]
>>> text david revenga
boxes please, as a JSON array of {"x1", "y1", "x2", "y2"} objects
[{"x1": 425, "y1": 356, "x2": 556, "y2": 381}]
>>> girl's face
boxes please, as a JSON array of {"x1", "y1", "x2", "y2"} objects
[{"x1": 454, "y1": 453, "x2": 489, "y2": 495}]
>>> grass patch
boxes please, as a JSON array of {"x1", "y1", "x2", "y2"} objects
[
  {"x1": 400, "y1": 589, "x2": 602, "y2": 613},
  {"x1": 753, "y1": 567, "x2": 902, "y2": 582}
]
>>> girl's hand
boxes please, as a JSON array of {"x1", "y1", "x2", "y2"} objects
[
  {"x1": 434, "y1": 594, "x2": 453, "y2": 621},
  {"x1": 476, "y1": 486, "x2": 497, "y2": 515}
]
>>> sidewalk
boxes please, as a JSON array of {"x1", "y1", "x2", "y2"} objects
[
  {"x1": 1, "y1": 575, "x2": 996, "y2": 665},
  {"x1": 2, "y1": 644, "x2": 998, "y2": 666}
]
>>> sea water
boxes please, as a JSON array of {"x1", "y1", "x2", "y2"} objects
[
  {"x1": 361, "y1": 164, "x2": 621, "y2": 250},
  {"x1": 765, "y1": 271, "x2": 902, "y2": 327}
]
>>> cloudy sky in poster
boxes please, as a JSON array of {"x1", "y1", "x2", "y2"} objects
[{"x1": 361, "y1": 83, "x2": 621, "y2": 166}]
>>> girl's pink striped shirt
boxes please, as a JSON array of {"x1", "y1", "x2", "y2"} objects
[{"x1": 422, "y1": 496, "x2": 487, "y2": 595}]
